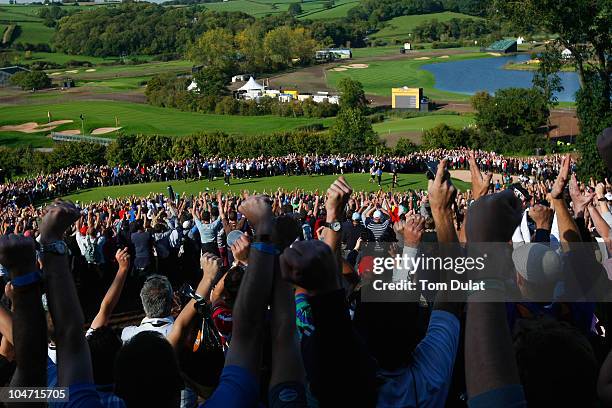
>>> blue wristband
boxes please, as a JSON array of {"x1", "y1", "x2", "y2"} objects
[
  {"x1": 251, "y1": 242, "x2": 280, "y2": 255},
  {"x1": 11, "y1": 271, "x2": 42, "y2": 288}
]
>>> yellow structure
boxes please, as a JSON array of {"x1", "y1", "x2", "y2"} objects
[
  {"x1": 283, "y1": 90, "x2": 299, "y2": 99},
  {"x1": 391, "y1": 87, "x2": 423, "y2": 109}
]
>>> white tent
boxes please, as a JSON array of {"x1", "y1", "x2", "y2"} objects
[{"x1": 238, "y1": 77, "x2": 265, "y2": 92}]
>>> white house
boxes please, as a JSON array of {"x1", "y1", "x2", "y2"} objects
[
  {"x1": 297, "y1": 94, "x2": 312, "y2": 101},
  {"x1": 517, "y1": 36, "x2": 525, "y2": 45},
  {"x1": 561, "y1": 48, "x2": 572, "y2": 59}
]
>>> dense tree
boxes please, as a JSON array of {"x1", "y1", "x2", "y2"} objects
[
  {"x1": 471, "y1": 88, "x2": 549, "y2": 136},
  {"x1": 329, "y1": 107, "x2": 380, "y2": 153},
  {"x1": 9, "y1": 70, "x2": 51, "y2": 90},
  {"x1": 188, "y1": 28, "x2": 237, "y2": 74},
  {"x1": 337, "y1": 77, "x2": 368, "y2": 111},
  {"x1": 496, "y1": 0, "x2": 611, "y2": 179},
  {"x1": 288, "y1": 3, "x2": 302, "y2": 16}
]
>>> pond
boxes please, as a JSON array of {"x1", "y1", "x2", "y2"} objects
[{"x1": 422, "y1": 54, "x2": 580, "y2": 102}]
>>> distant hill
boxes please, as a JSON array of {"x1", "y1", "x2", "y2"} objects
[{"x1": 369, "y1": 11, "x2": 484, "y2": 43}]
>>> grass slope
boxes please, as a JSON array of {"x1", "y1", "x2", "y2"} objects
[
  {"x1": 0, "y1": 100, "x2": 334, "y2": 148},
  {"x1": 370, "y1": 12, "x2": 484, "y2": 42},
  {"x1": 203, "y1": 0, "x2": 356, "y2": 19},
  {"x1": 326, "y1": 52, "x2": 487, "y2": 100},
  {"x1": 61, "y1": 173, "x2": 471, "y2": 203},
  {"x1": 373, "y1": 114, "x2": 474, "y2": 135}
]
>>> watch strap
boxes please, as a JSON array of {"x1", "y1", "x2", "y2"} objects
[
  {"x1": 11, "y1": 270, "x2": 42, "y2": 288},
  {"x1": 251, "y1": 242, "x2": 280, "y2": 255}
]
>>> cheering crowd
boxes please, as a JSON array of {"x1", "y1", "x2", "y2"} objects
[
  {"x1": 0, "y1": 149, "x2": 569, "y2": 208},
  {"x1": 0, "y1": 129, "x2": 609, "y2": 407}
]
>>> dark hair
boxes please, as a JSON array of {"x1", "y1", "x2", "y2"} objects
[
  {"x1": 513, "y1": 317, "x2": 598, "y2": 407},
  {"x1": 222, "y1": 265, "x2": 245, "y2": 308},
  {"x1": 114, "y1": 331, "x2": 183, "y2": 407},
  {"x1": 228, "y1": 210, "x2": 237, "y2": 222},
  {"x1": 202, "y1": 211, "x2": 211, "y2": 222},
  {"x1": 87, "y1": 326, "x2": 122, "y2": 385},
  {"x1": 211, "y1": 207, "x2": 219, "y2": 218}
]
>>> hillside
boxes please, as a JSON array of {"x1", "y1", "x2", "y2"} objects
[
  {"x1": 203, "y1": 0, "x2": 358, "y2": 19},
  {"x1": 369, "y1": 11, "x2": 484, "y2": 43}
]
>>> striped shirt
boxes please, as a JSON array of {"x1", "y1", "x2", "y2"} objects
[{"x1": 365, "y1": 217, "x2": 390, "y2": 241}]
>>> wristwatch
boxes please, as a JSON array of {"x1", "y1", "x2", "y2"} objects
[
  {"x1": 40, "y1": 241, "x2": 68, "y2": 256},
  {"x1": 598, "y1": 197, "x2": 607, "y2": 202},
  {"x1": 324, "y1": 221, "x2": 342, "y2": 232}
]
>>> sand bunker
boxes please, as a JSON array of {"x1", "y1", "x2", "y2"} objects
[
  {"x1": 487, "y1": 52, "x2": 502, "y2": 57},
  {"x1": 91, "y1": 127, "x2": 122, "y2": 135},
  {"x1": 414, "y1": 57, "x2": 431, "y2": 60},
  {"x1": 47, "y1": 120, "x2": 73, "y2": 126},
  {"x1": 0, "y1": 120, "x2": 74, "y2": 133},
  {"x1": 65, "y1": 70, "x2": 78, "y2": 74},
  {"x1": 85, "y1": 68, "x2": 96, "y2": 72},
  {"x1": 346, "y1": 63, "x2": 369, "y2": 69},
  {"x1": 49, "y1": 72, "x2": 61, "y2": 76},
  {"x1": 439, "y1": 55, "x2": 450, "y2": 59},
  {"x1": 330, "y1": 67, "x2": 348, "y2": 72},
  {"x1": 57, "y1": 129, "x2": 81, "y2": 135}
]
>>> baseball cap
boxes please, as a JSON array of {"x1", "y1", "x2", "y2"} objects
[
  {"x1": 606, "y1": 192, "x2": 612, "y2": 201},
  {"x1": 182, "y1": 220, "x2": 192, "y2": 230},
  {"x1": 227, "y1": 230, "x2": 244, "y2": 247},
  {"x1": 352, "y1": 212, "x2": 361, "y2": 221},
  {"x1": 358, "y1": 256, "x2": 374, "y2": 276},
  {"x1": 373, "y1": 210, "x2": 382, "y2": 219},
  {"x1": 512, "y1": 243, "x2": 562, "y2": 284}
]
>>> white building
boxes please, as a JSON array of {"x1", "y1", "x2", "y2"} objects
[
  {"x1": 237, "y1": 77, "x2": 265, "y2": 100},
  {"x1": 232, "y1": 74, "x2": 253, "y2": 83},
  {"x1": 517, "y1": 36, "x2": 525, "y2": 45},
  {"x1": 187, "y1": 80, "x2": 199, "y2": 92},
  {"x1": 561, "y1": 48, "x2": 572, "y2": 59}
]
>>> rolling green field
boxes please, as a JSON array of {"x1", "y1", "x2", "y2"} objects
[
  {"x1": 203, "y1": 0, "x2": 357, "y2": 19},
  {"x1": 369, "y1": 12, "x2": 484, "y2": 43},
  {"x1": 326, "y1": 53, "x2": 487, "y2": 100},
  {"x1": 373, "y1": 114, "x2": 474, "y2": 135},
  {"x1": 61, "y1": 173, "x2": 471, "y2": 203},
  {"x1": 0, "y1": 100, "x2": 334, "y2": 148}
]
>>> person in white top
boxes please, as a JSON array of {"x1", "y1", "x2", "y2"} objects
[{"x1": 121, "y1": 274, "x2": 175, "y2": 343}]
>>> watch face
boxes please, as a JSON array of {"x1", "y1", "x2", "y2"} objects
[{"x1": 331, "y1": 221, "x2": 341, "y2": 232}]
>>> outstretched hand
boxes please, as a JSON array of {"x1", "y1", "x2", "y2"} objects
[
  {"x1": 325, "y1": 176, "x2": 352, "y2": 222},
  {"x1": 469, "y1": 151, "x2": 492, "y2": 200},
  {"x1": 394, "y1": 214, "x2": 425, "y2": 247},
  {"x1": 551, "y1": 156, "x2": 570, "y2": 200},
  {"x1": 238, "y1": 195, "x2": 274, "y2": 234},
  {"x1": 569, "y1": 174, "x2": 594, "y2": 216},
  {"x1": 428, "y1": 158, "x2": 457, "y2": 213},
  {"x1": 39, "y1": 200, "x2": 80, "y2": 244},
  {"x1": 280, "y1": 240, "x2": 338, "y2": 295},
  {"x1": 0, "y1": 234, "x2": 37, "y2": 278}
]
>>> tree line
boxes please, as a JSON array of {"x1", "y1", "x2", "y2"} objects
[{"x1": 145, "y1": 73, "x2": 338, "y2": 118}]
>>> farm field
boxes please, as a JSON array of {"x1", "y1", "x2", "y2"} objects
[
  {"x1": 61, "y1": 173, "x2": 471, "y2": 203},
  {"x1": 373, "y1": 114, "x2": 474, "y2": 135},
  {"x1": 369, "y1": 12, "x2": 484, "y2": 43},
  {"x1": 203, "y1": 0, "x2": 357, "y2": 19},
  {"x1": 0, "y1": 100, "x2": 334, "y2": 148},
  {"x1": 326, "y1": 53, "x2": 488, "y2": 100}
]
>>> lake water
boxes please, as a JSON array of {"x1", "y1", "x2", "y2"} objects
[{"x1": 422, "y1": 54, "x2": 580, "y2": 102}]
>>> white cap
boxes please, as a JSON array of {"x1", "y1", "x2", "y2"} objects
[
  {"x1": 606, "y1": 192, "x2": 612, "y2": 201},
  {"x1": 352, "y1": 212, "x2": 361, "y2": 221},
  {"x1": 512, "y1": 243, "x2": 562, "y2": 283},
  {"x1": 373, "y1": 210, "x2": 383, "y2": 219},
  {"x1": 182, "y1": 220, "x2": 192, "y2": 229}
]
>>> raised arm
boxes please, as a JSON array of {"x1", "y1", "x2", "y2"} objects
[
  {"x1": 167, "y1": 253, "x2": 218, "y2": 350},
  {"x1": 39, "y1": 201, "x2": 94, "y2": 387},
  {"x1": 89, "y1": 248, "x2": 130, "y2": 330},
  {"x1": 0, "y1": 235, "x2": 46, "y2": 387}
]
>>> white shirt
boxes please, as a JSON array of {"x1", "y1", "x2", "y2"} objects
[{"x1": 120, "y1": 316, "x2": 175, "y2": 343}]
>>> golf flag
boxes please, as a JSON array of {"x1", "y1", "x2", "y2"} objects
[
  {"x1": 47, "y1": 111, "x2": 51, "y2": 123},
  {"x1": 80, "y1": 114, "x2": 84, "y2": 121}
]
